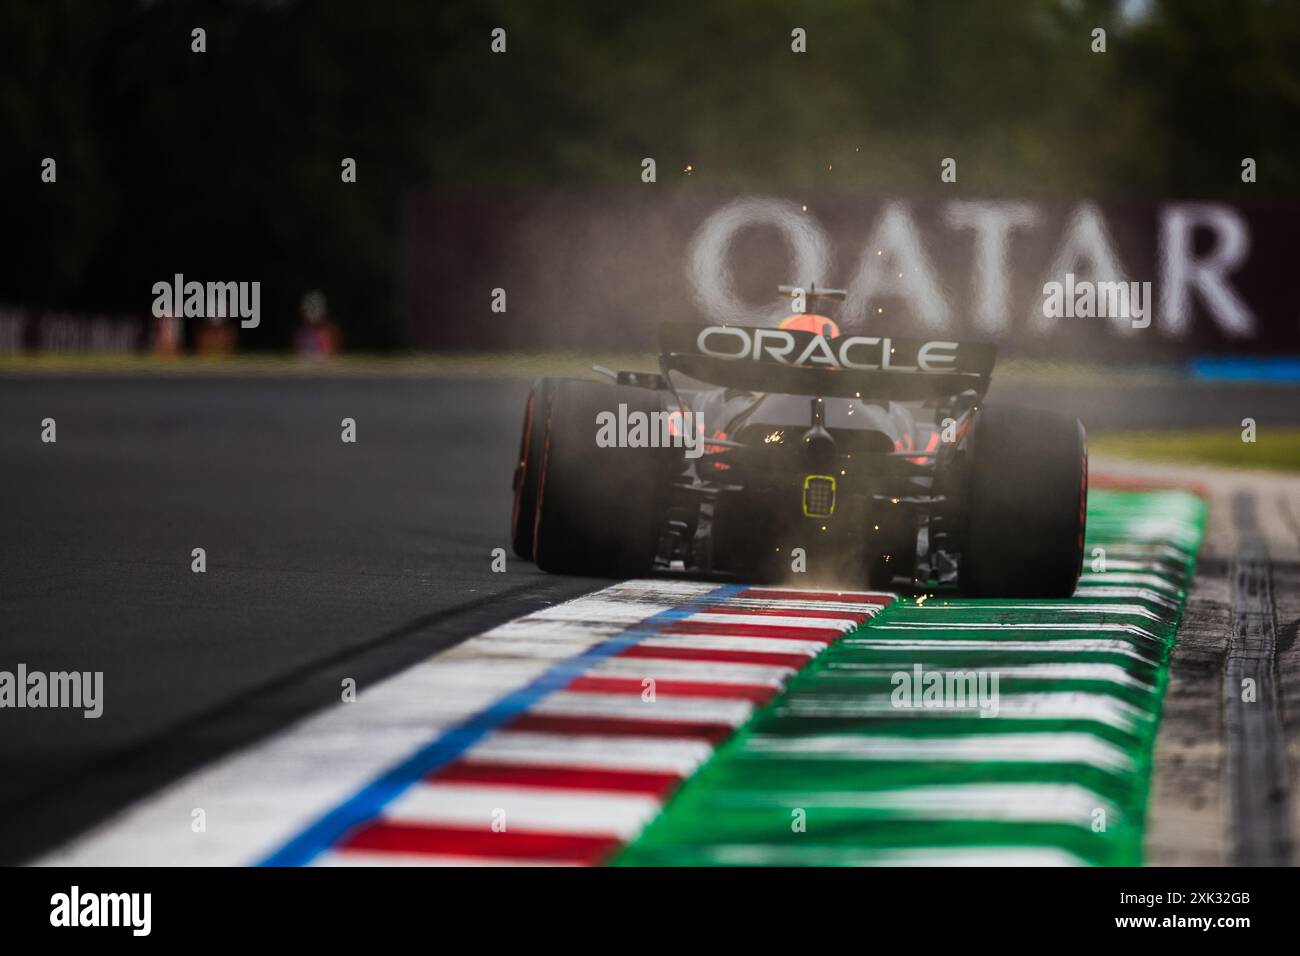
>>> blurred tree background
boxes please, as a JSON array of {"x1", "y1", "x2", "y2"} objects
[{"x1": 1, "y1": 0, "x2": 1298, "y2": 348}]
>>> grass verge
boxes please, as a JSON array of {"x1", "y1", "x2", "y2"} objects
[{"x1": 1090, "y1": 428, "x2": 1300, "y2": 473}]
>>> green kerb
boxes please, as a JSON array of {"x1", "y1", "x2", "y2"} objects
[{"x1": 614, "y1": 489, "x2": 1207, "y2": 866}]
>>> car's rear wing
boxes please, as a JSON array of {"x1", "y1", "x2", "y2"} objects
[{"x1": 659, "y1": 322, "x2": 996, "y2": 401}]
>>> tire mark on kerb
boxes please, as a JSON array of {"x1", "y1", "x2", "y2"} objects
[{"x1": 1225, "y1": 490, "x2": 1293, "y2": 866}]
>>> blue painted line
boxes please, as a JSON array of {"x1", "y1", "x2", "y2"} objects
[
  {"x1": 1190, "y1": 356, "x2": 1300, "y2": 383},
  {"x1": 259, "y1": 583, "x2": 744, "y2": 866}
]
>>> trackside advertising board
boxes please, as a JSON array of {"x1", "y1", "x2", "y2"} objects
[{"x1": 404, "y1": 193, "x2": 1299, "y2": 360}]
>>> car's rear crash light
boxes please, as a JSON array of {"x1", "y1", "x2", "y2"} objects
[{"x1": 803, "y1": 475, "x2": 836, "y2": 517}]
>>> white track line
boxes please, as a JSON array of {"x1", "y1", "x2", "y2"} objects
[{"x1": 382, "y1": 783, "x2": 662, "y2": 838}]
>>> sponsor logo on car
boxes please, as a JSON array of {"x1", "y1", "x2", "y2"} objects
[{"x1": 695, "y1": 325, "x2": 961, "y2": 372}]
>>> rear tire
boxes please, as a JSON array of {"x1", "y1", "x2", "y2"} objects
[
  {"x1": 533, "y1": 379, "x2": 670, "y2": 576},
  {"x1": 960, "y1": 405, "x2": 1087, "y2": 597}
]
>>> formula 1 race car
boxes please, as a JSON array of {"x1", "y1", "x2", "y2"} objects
[{"x1": 511, "y1": 292, "x2": 1087, "y2": 597}]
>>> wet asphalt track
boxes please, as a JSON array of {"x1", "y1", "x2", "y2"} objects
[{"x1": 0, "y1": 372, "x2": 1297, "y2": 862}]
